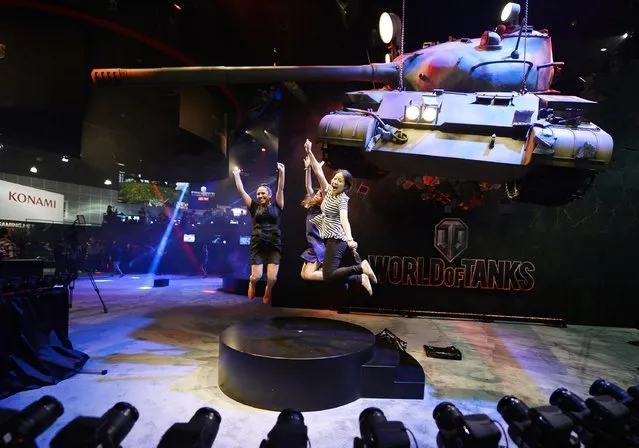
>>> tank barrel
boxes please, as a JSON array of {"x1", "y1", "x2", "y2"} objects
[{"x1": 91, "y1": 64, "x2": 400, "y2": 87}]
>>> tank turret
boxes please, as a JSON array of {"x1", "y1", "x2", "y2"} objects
[{"x1": 90, "y1": 2, "x2": 613, "y2": 206}]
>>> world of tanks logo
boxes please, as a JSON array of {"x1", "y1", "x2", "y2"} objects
[{"x1": 368, "y1": 218, "x2": 536, "y2": 291}]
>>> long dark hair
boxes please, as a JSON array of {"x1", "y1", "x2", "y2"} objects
[
  {"x1": 337, "y1": 169, "x2": 354, "y2": 195},
  {"x1": 301, "y1": 190, "x2": 323, "y2": 209}
]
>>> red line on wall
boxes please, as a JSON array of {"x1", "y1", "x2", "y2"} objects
[{"x1": 0, "y1": 0, "x2": 243, "y2": 128}]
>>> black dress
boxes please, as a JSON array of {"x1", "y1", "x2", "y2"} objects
[
  {"x1": 249, "y1": 200, "x2": 282, "y2": 265},
  {"x1": 300, "y1": 206, "x2": 325, "y2": 264}
]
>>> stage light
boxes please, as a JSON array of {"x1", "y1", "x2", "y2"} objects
[
  {"x1": 379, "y1": 12, "x2": 402, "y2": 45},
  {"x1": 262, "y1": 147, "x2": 267, "y2": 152},
  {"x1": 29, "y1": 166, "x2": 37, "y2": 174},
  {"x1": 61, "y1": 156, "x2": 69, "y2": 162},
  {"x1": 590, "y1": 379, "x2": 633, "y2": 406},
  {"x1": 404, "y1": 104, "x2": 420, "y2": 121},
  {"x1": 500, "y1": 3, "x2": 521, "y2": 24},
  {"x1": 549, "y1": 386, "x2": 634, "y2": 447},
  {"x1": 433, "y1": 401, "x2": 502, "y2": 448},
  {"x1": 0, "y1": 396, "x2": 64, "y2": 446},
  {"x1": 354, "y1": 407, "x2": 411, "y2": 448},
  {"x1": 104, "y1": 179, "x2": 112, "y2": 185},
  {"x1": 421, "y1": 106, "x2": 438, "y2": 123},
  {"x1": 622, "y1": 32, "x2": 629, "y2": 39},
  {"x1": 497, "y1": 395, "x2": 577, "y2": 448},
  {"x1": 589, "y1": 378, "x2": 638, "y2": 430},
  {"x1": 51, "y1": 402, "x2": 139, "y2": 448},
  {"x1": 157, "y1": 407, "x2": 221, "y2": 448},
  {"x1": 260, "y1": 409, "x2": 308, "y2": 448},
  {"x1": 384, "y1": 53, "x2": 392, "y2": 63},
  {"x1": 600, "y1": 48, "x2": 607, "y2": 52}
]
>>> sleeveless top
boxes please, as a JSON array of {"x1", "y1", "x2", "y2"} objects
[
  {"x1": 249, "y1": 200, "x2": 282, "y2": 250},
  {"x1": 309, "y1": 186, "x2": 349, "y2": 241}
]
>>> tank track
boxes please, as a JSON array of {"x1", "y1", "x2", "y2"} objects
[{"x1": 508, "y1": 165, "x2": 599, "y2": 206}]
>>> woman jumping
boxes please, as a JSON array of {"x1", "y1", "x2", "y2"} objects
[
  {"x1": 300, "y1": 154, "x2": 325, "y2": 281},
  {"x1": 233, "y1": 162, "x2": 285, "y2": 303},
  {"x1": 304, "y1": 139, "x2": 377, "y2": 295}
]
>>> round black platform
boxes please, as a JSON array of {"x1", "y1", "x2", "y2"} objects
[{"x1": 218, "y1": 316, "x2": 376, "y2": 411}]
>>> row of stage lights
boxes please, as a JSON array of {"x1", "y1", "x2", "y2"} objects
[
  {"x1": 0, "y1": 274, "x2": 77, "y2": 298},
  {"x1": 1, "y1": 378, "x2": 637, "y2": 447}
]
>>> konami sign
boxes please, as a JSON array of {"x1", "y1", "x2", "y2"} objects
[{"x1": 0, "y1": 180, "x2": 65, "y2": 223}]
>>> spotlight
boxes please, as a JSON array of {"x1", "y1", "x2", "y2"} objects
[
  {"x1": 61, "y1": 156, "x2": 69, "y2": 162},
  {"x1": 590, "y1": 379, "x2": 633, "y2": 407},
  {"x1": 29, "y1": 166, "x2": 37, "y2": 174},
  {"x1": 550, "y1": 386, "x2": 632, "y2": 447},
  {"x1": 500, "y1": 3, "x2": 521, "y2": 25},
  {"x1": 50, "y1": 402, "x2": 139, "y2": 448},
  {"x1": 497, "y1": 395, "x2": 578, "y2": 448},
  {"x1": 404, "y1": 104, "x2": 420, "y2": 121},
  {"x1": 157, "y1": 407, "x2": 221, "y2": 448},
  {"x1": 433, "y1": 402, "x2": 502, "y2": 448},
  {"x1": 262, "y1": 147, "x2": 267, "y2": 152},
  {"x1": 622, "y1": 32, "x2": 629, "y2": 39},
  {"x1": 0, "y1": 396, "x2": 64, "y2": 446},
  {"x1": 590, "y1": 379, "x2": 638, "y2": 433},
  {"x1": 260, "y1": 409, "x2": 308, "y2": 448},
  {"x1": 104, "y1": 179, "x2": 112, "y2": 186},
  {"x1": 422, "y1": 106, "x2": 438, "y2": 123},
  {"x1": 378, "y1": 12, "x2": 402, "y2": 45},
  {"x1": 354, "y1": 407, "x2": 410, "y2": 448}
]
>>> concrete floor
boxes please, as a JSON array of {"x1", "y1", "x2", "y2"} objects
[{"x1": 1, "y1": 274, "x2": 637, "y2": 448}]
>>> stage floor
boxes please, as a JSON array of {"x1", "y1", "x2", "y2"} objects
[{"x1": 1, "y1": 273, "x2": 637, "y2": 448}]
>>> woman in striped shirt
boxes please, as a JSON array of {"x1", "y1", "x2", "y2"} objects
[{"x1": 304, "y1": 139, "x2": 377, "y2": 295}]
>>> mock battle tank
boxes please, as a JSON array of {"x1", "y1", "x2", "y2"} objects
[{"x1": 91, "y1": 2, "x2": 614, "y2": 206}]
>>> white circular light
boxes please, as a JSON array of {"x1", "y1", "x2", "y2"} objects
[
  {"x1": 30, "y1": 166, "x2": 38, "y2": 173},
  {"x1": 500, "y1": 3, "x2": 512, "y2": 21},
  {"x1": 405, "y1": 105, "x2": 420, "y2": 121},
  {"x1": 500, "y1": 3, "x2": 520, "y2": 22},
  {"x1": 622, "y1": 32, "x2": 628, "y2": 39},
  {"x1": 379, "y1": 13, "x2": 394, "y2": 44},
  {"x1": 384, "y1": 53, "x2": 392, "y2": 63},
  {"x1": 104, "y1": 179, "x2": 112, "y2": 185},
  {"x1": 200, "y1": 186, "x2": 207, "y2": 192},
  {"x1": 422, "y1": 106, "x2": 438, "y2": 123}
]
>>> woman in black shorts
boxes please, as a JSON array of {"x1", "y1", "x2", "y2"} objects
[{"x1": 233, "y1": 163, "x2": 285, "y2": 303}]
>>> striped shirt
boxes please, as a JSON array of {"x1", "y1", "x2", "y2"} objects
[{"x1": 309, "y1": 186, "x2": 349, "y2": 241}]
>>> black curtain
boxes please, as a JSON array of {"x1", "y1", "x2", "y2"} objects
[{"x1": 0, "y1": 287, "x2": 89, "y2": 399}]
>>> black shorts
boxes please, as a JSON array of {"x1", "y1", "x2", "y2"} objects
[{"x1": 250, "y1": 250, "x2": 281, "y2": 266}]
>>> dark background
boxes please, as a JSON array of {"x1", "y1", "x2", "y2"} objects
[{"x1": 1, "y1": 0, "x2": 638, "y2": 327}]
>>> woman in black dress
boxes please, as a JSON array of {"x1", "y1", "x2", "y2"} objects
[
  {"x1": 300, "y1": 155, "x2": 325, "y2": 281},
  {"x1": 233, "y1": 163, "x2": 285, "y2": 303}
]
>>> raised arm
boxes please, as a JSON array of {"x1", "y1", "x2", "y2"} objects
[
  {"x1": 232, "y1": 167, "x2": 252, "y2": 209},
  {"x1": 304, "y1": 156, "x2": 314, "y2": 196},
  {"x1": 304, "y1": 139, "x2": 329, "y2": 192},
  {"x1": 276, "y1": 163, "x2": 285, "y2": 210}
]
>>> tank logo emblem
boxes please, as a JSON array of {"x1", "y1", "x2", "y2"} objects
[{"x1": 434, "y1": 218, "x2": 469, "y2": 263}]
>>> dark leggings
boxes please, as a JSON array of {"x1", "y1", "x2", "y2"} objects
[{"x1": 322, "y1": 238, "x2": 363, "y2": 284}]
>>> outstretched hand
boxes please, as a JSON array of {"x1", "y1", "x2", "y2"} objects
[
  {"x1": 304, "y1": 139, "x2": 312, "y2": 153},
  {"x1": 277, "y1": 162, "x2": 285, "y2": 173},
  {"x1": 232, "y1": 167, "x2": 241, "y2": 176}
]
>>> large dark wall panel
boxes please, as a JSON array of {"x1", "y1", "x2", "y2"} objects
[
  {"x1": 0, "y1": 10, "x2": 89, "y2": 155},
  {"x1": 274, "y1": 73, "x2": 639, "y2": 328},
  {"x1": 81, "y1": 33, "x2": 229, "y2": 183}
]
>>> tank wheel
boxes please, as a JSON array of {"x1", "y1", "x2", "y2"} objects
[{"x1": 509, "y1": 165, "x2": 599, "y2": 206}]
